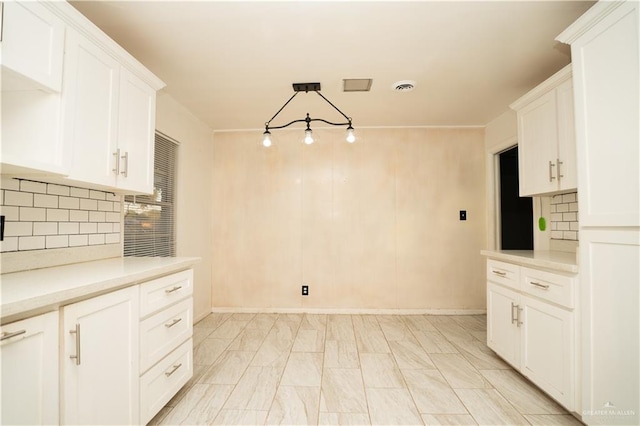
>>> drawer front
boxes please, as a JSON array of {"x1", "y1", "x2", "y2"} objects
[
  {"x1": 140, "y1": 298, "x2": 193, "y2": 373},
  {"x1": 520, "y1": 267, "x2": 575, "y2": 308},
  {"x1": 487, "y1": 259, "x2": 520, "y2": 290},
  {"x1": 140, "y1": 339, "x2": 193, "y2": 426},
  {"x1": 140, "y1": 270, "x2": 193, "y2": 317}
]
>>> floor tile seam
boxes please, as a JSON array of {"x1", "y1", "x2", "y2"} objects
[
  {"x1": 453, "y1": 387, "x2": 532, "y2": 426},
  {"x1": 315, "y1": 313, "x2": 329, "y2": 426},
  {"x1": 350, "y1": 315, "x2": 375, "y2": 426}
]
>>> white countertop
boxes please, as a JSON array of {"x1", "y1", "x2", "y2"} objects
[
  {"x1": 480, "y1": 249, "x2": 578, "y2": 274},
  {"x1": 1, "y1": 257, "x2": 200, "y2": 324}
]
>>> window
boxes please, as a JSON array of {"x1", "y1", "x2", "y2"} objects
[{"x1": 124, "y1": 132, "x2": 178, "y2": 257}]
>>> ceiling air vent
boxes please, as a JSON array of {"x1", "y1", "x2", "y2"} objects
[
  {"x1": 392, "y1": 80, "x2": 417, "y2": 92},
  {"x1": 343, "y1": 79, "x2": 373, "y2": 92}
]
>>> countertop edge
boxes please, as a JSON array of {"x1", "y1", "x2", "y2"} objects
[
  {"x1": 480, "y1": 250, "x2": 579, "y2": 274},
  {"x1": 1, "y1": 257, "x2": 200, "y2": 324}
]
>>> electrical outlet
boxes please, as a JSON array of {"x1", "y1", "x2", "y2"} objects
[
  {"x1": 301, "y1": 285, "x2": 309, "y2": 296},
  {"x1": 459, "y1": 210, "x2": 467, "y2": 221},
  {"x1": 0, "y1": 215, "x2": 4, "y2": 241}
]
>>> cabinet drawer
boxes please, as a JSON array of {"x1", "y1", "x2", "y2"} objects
[
  {"x1": 140, "y1": 339, "x2": 193, "y2": 426},
  {"x1": 140, "y1": 298, "x2": 193, "y2": 373},
  {"x1": 521, "y1": 267, "x2": 575, "y2": 308},
  {"x1": 487, "y1": 259, "x2": 520, "y2": 290},
  {"x1": 140, "y1": 270, "x2": 193, "y2": 317}
]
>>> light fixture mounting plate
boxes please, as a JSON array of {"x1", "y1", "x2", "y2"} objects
[{"x1": 293, "y1": 82, "x2": 321, "y2": 92}]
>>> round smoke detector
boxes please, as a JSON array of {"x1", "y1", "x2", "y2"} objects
[{"x1": 392, "y1": 80, "x2": 417, "y2": 92}]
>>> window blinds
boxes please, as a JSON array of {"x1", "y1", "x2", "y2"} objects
[{"x1": 123, "y1": 132, "x2": 177, "y2": 257}]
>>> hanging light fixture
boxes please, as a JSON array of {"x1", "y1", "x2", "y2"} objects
[{"x1": 262, "y1": 82, "x2": 355, "y2": 147}]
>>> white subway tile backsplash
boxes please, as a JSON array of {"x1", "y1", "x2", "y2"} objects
[
  {"x1": 0, "y1": 180, "x2": 122, "y2": 253},
  {"x1": 46, "y1": 235, "x2": 69, "y2": 249},
  {"x1": 34, "y1": 194, "x2": 58, "y2": 208},
  {"x1": 59, "y1": 196, "x2": 80, "y2": 209},
  {"x1": 5, "y1": 191, "x2": 33, "y2": 206},
  {"x1": 34, "y1": 222, "x2": 58, "y2": 236},
  {"x1": 20, "y1": 180, "x2": 47, "y2": 194},
  {"x1": 47, "y1": 184, "x2": 70, "y2": 196},
  {"x1": 79, "y1": 222, "x2": 98, "y2": 234},
  {"x1": 69, "y1": 210, "x2": 89, "y2": 222},
  {"x1": 70, "y1": 187, "x2": 89, "y2": 198},
  {"x1": 89, "y1": 211, "x2": 106, "y2": 222},
  {"x1": 47, "y1": 209, "x2": 69, "y2": 222},
  {"x1": 88, "y1": 234, "x2": 105, "y2": 245},
  {"x1": 5, "y1": 222, "x2": 33, "y2": 237},
  {"x1": 20, "y1": 207, "x2": 46, "y2": 222},
  {"x1": 69, "y1": 234, "x2": 89, "y2": 247},
  {"x1": 19, "y1": 236, "x2": 45, "y2": 250},
  {"x1": 0, "y1": 206, "x2": 19, "y2": 221},
  {"x1": 59, "y1": 222, "x2": 80, "y2": 235},
  {"x1": 549, "y1": 191, "x2": 579, "y2": 242}
]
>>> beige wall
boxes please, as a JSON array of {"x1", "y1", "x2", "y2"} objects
[
  {"x1": 212, "y1": 127, "x2": 486, "y2": 311},
  {"x1": 156, "y1": 93, "x2": 214, "y2": 322}
]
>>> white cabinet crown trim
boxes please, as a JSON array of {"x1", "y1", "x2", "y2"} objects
[
  {"x1": 510, "y1": 64, "x2": 572, "y2": 111},
  {"x1": 556, "y1": 0, "x2": 627, "y2": 44}
]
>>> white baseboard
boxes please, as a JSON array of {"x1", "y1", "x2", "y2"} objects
[{"x1": 210, "y1": 307, "x2": 486, "y2": 315}]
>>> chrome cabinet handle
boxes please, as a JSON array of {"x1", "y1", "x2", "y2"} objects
[
  {"x1": 510, "y1": 302, "x2": 517, "y2": 324},
  {"x1": 165, "y1": 318, "x2": 182, "y2": 328},
  {"x1": 548, "y1": 160, "x2": 556, "y2": 182},
  {"x1": 120, "y1": 151, "x2": 129, "y2": 177},
  {"x1": 492, "y1": 270, "x2": 506, "y2": 277},
  {"x1": 530, "y1": 281, "x2": 550, "y2": 290},
  {"x1": 112, "y1": 148, "x2": 121, "y2": 175},
  {"x1": 164, "y1": 363, "x2": 182, "y2": 377},
  {"x1": 70, "y1": 324, "x2": 81, "y2": 365},
  {"x1": 1, "y1": 329, "x2": 26, "y2": 341},
  {"x1": 557, "y1": 158, "x2": 564, "y2": 181},
  {"x1": 517, "y1": 307, "x2": 523, "y2": 327},
  {"x1": 165, "y1": 285, "x2": 182, "y2": 294}
]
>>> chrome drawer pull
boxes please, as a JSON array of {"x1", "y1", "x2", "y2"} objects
[
  {"x1": 165, "y1": 363, "x2": 182, "y2": 377},
  {"x1": 517, "y1": 307, "x2": 523, "y2": 327},
  {"x1": 120, "y1": 151, "x2": 129, "y2": 177},
  {"x1": 1, "y1": 329, "x2": 26, "y2": 341},
  {"x1": 510, "y1": 303, "x2": 517, "y2": 324},
  {"x1": 492, "y1": 270, "x2": 506, "y2": 277},
  {"x1": 165, "y1": 318, "x2": 182, "y2": 328},
  {"x1": 165, "y1": 285, "x2": 182, "y2": 294},
  {"x1": 549, "y1": 160, "x2": 556, "y2": 182},
  {"x1": 530, "y1": 281, "x2": 550, "y2": 290},
  {"x1": 112, "y1": 149, "x2": 121, "y2": 175},
  {"x1": 69, "y1": 324, "x2": 81, "y2": 365}
]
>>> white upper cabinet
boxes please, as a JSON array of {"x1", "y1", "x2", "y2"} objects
[
  {"x1": 557, "y1": 1, "x2": 639, "y2": 227},
  {"x1": 511, "y1": 65, "x2": 577, "y2": 197},
  {"x1": 0, "y1": 1, "x2": 65, "y2": 92}
]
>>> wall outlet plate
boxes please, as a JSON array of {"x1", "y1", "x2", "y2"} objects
[
  {"x1": 301, "y1": 285, "x2": 309, "y2": 296},
  {"x1": 459, "y1": 210, "x2": 467, "y2": 221}
]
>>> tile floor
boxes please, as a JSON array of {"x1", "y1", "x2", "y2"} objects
[{"x1": 150, "y1": 313, "x2": 583, "y2": 426}]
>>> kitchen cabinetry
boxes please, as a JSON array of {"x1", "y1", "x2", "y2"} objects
[
  {"x1": 557, "y1": 1, "x2": 639, "y2": 424},
  {"x1": 139, "y1": 270, "x2": 194, "y2": 425},
  {"x1": 0, "y1": 1, "x2": 65, "y2": 92},
  {"x1": 0, "y1": 311, "x2": 59, "y2": 425},
  {"x1": 62, "y1": 29, "x2": 156, "y2": 194},
  {"x1": 511, "y1": 65, "x2": 577, "y2": 196},
  {"x1": 61, "y1": 286, "x2": 140, "y2": 425},
  {"x1": 486, "y1": 259, "x2": 577, "y2": 411}
]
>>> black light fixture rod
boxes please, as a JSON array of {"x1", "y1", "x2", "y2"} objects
[
  {"x1": 267, "y1": 117, "x2": 351, "y2": 131},
  {"x1": 315, "y1": 90, "x2": 351, "y2": 123},
  {"x1": 266, "y1": 91, "x2": 299, "y2": 126}
]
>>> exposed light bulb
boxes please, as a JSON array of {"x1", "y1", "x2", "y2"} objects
[
  {"x1": 346, "y1": 126, "x2": 355, "y2": 143},
  {"x1": 262, "y1": 131, "x2": 272, "y2": 147},
  {"x1": 304, "y1": 128, "x2": 314, "y2": 145}
]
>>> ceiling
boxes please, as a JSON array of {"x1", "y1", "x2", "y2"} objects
[{"x1": 70, "y1": 1, "x2": 595, "y2": 132}]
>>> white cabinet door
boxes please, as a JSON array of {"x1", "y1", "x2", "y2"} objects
[
  {"x1": 517, "y1": 90, "x2": 559, "y2": 196},
  {"x1": 116, "y1": 68, "x2": 156, "y2": 194},
  {"x1": 520, "y1": 295, "x2": 574, "y2": 410},
  {"x1": 61, "y1": 286, "x2": 139, "y2": 425},
  {"x1": 62, "y1": 27, "x2": 120, "y2": 189},
  {"x1": 0, "y1": 311, "x2": 59, "y2": 425},
  {"x1": 555, "y1": 78, "x2": 577, "y2": 192},
  {"x1": 568, "y1": 2, "x2": 639, "y2": 227},
  {"x1": 487, "y1": 282, "x2": 520, "y2": 367},
  {"x1": 580, "y1": 229, "x2": 639, "y2": 425},
  {"x1": 0, "y1": 1, "x2": 65, "y2": 92}
]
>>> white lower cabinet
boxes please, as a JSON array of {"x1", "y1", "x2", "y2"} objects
[
  {"x1": 0, "y1": 311, "x2": 59, "y2": 425},
  {"x1": 486, "y1": 259, "x2": 577, "y2": 412},
  {"x1": 61, "y1": 286, "x2": 140, "y2": 425}
]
